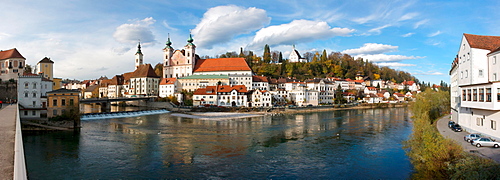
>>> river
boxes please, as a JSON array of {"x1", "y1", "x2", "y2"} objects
[{"x1": 23, "y1": 107, "x2": 413, "y2": 179}]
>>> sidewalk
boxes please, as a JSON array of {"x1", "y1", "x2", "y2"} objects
[
  {"x1": 436, "y1": 116, "x2": 500, "y2": 163},
  {"x1": 0, "y1": 104, "x2": 16, "y2": 179}
]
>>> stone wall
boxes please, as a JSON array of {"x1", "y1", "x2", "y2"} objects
[{"x1": 0, "y1": 83, "x2": 17, "y2": 102}]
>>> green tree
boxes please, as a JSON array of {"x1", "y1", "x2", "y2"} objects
[
  {"x1": 154, "y1": 63, "x2": 163, "y2": 77},
  {"x1": 263, "y1": 44, "x2": 271, "y2": 63}
]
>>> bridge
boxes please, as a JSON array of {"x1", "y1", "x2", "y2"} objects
[
  {"x1": 80, "y1": 97, "x2": 155, "y2": 111},
  {"x1": 0, "y1": 104, "x2": 27, "y2": 180}
]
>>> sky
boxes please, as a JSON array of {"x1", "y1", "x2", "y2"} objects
[{"x1": 1, "y1": 0, "x2": 500, "y2": 85}]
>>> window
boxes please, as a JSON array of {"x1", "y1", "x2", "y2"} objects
[
  {"x1": 33, "y1": 92, "x2": 36, "y2": 97},
  {"x1": 465, "y1": 70, "x2": 468, "y2": 78},
  {"x1": 24, "y1": 111, "x2": 28, "y2": 116},
  {"x1": 477, "y1": 118, "x2": 484, "y2": 126},
  {"x1": 494, "y1": 56, "x2": 497, "y2": 65},
  {"x1": 480, "y1": 88, "x2": 484, "y2": 101},
  {"x1": 479, "y1": 70, "x2": 483, "y2": 77},
  {"x1": 32, "y1": 111, "x2": 36, "y2": 115},
  {"x1": 467, "y1": 89, "x2": 471, "y2": 101},
  {"x1": 62, "y1": 99, "x2": 66, "y2": 106},
  {"x1": 473, "y1": 89, "x2": 477, "y2": 101},
  {"x1": 25, "y1": 82, "x2": 29, "y2": 88},
  {"x1": 492, "y1": 120, "x2": 497, "y2": 130},
  {"x1": 462, "y1": 90, "x2": 466, "y2": 101},
  {"x1": 497, "y1": 89, "x2": 500, "y2": 102},
  {"x1": 69, "y1": 99, "x2": 74, "y2": 106},
  {"x1": 487, "y1": 88, "x2": 492, "y2": 102},
  {"x1": 495, "y1": 73, "x2": 498, "y2": 81},
  {"x1": 33, "y1": 83, "x2": 36, "y2": 89},
  {"x1": 53, "y1": 110, "x2": 58, "y2": 116},
  {"x1": 53, "y1": 99, "x2": 57, "y2": 106},
  {"x1": 25, "y1": 93, "x2": 28, "y2": 98},
  {"x1": 32, "y1": 101, "x2": 36, "y2": 107}
]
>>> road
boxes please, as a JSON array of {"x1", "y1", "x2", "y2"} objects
[{"x1": 436, "y1": 115, "x2": 500, "y2": 163}]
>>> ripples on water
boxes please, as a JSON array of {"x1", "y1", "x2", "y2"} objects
[{"x1": 23, "y1": 108, "x2": 413, "y2": 179}]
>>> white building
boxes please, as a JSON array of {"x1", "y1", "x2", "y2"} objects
[
  {"x1": 252, "y1": 75, "x2": 270, "y2": 91},
  {"x1": 128, "y1": 64, "x2": 160, "y2": 97},
  {"x1": 17, "y1": 73, "x2": 53, "y2": 118},
  {"x1": 193, "y1": 85, "x2": 248, "y2": 107},
  {"x1": 452, "y1": 33, "x2": 500, "y2": 140},
  {"x1": 249, "y1": 90, "x2": 272, "y2": 107},
  {"x1": 288, "y1": 45, "x2": 307, "y2": 63},
  {"x1": 159, "y1": 78, "x2": 178, "y2": 98},
  {"x1": 0, "y1": 48, "x2": 26, "y2": 81}
]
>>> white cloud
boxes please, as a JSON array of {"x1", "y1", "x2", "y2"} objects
[
  {"x1": 367, "y1": 24, "x2": 391, "y2": 35},
  {"x1": 428, "y1": 30, "x2": 442, "y2": 37},
  {"x1": 355, "y1": 54, "x2": 424, "y2": 62},
  {"x1": 376, "y1": 62, "x2": 416, "y2": 67},
  {"x1": 192, "y1": 5, "x2": 270, "y2": 49},
  {"x1": 341, "y1": 43, "x2": 398, "y2": 55},
  {"x1": 398, "y1": 12, "x2": 419, "y2": 21},
  {"x1": 113, "y1": 17, "x2": 157, "y2": 46},
  {"x1": 162, "y1": 21, "x2": 178, "y2": 31},
  {"x1": 402, "y1": 33, "x2": 415, "y2": 37},
  {"x1": 413, "y1": 71, "x2": 445, "y2": 75},
  {"x1": 414, "y1": 19, "x2": 428, "y2": 29},
  {"x1": 248, "y1": 19, "x2": 354, "y2": 49}
]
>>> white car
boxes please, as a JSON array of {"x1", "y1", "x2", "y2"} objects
[
  {"x1": 464, "y1": 133, "x2": 481, "y2": 142},
  {"x1": 471, "y1": 137, "x2": 500, "y2": 148}
]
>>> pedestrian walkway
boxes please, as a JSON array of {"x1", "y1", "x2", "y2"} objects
[
  {"x1": 0, "y1": 104, "x2": 16, "y2": 179},
  {"x1": 436, "y1": 116, "x2": 500, "y2": 163}
]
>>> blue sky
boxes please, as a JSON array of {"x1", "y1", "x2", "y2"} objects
[{"x1": 1, "y1": 0, "x2": 499, "y2": 84}]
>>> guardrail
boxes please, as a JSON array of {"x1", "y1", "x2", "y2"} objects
[{"x1": 13, "y1": 104, "x2": 27, "y2": 180}]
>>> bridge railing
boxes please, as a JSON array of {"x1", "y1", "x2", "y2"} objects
[{"x1": 14, "y1": 104, "x2": 27, "y2": 180}]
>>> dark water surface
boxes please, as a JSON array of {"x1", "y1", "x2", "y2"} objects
[{"x1": 23, "y1": 108, "x2": 413, "y2": 179}]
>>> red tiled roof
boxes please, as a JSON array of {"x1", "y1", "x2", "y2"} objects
[
  {"x1": 160, "y1": 78, "x2": 177, "y2": 85},
  {"x1": 0, "y1": 48, "x2": 25, "y2": 60},
  {"x1": 194, "y1": 58, "x2": 251, "y2": 72},
  {"x1": 133, "y1": 64, "x2": 160, "y2": 78},
  {"x1": 194, "y1": 85, "x2": 248, "y2": 95},
  {"x1": 367, "y1": 87, "x2": 377, "y2": 90},
  {"x1": 252, "y1": 75, "x2": 268, "y2": 82},
  {"x1": 464, "y1": 33, "x2": 500, "y2": 51}
]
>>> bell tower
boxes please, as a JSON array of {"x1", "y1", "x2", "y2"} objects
[
  {"x1": 184, "y1": 33, "x2": 196, "y2": 76},
  {"x1": 163, "y1": 35, "x2": 174, "y2": 78},
  {"x1": 135, "y1": 42, "x2": 143, "y2": 70}
]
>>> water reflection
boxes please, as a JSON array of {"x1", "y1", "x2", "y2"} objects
[{"x1": 24, "y1": 108, "x2": 412, "y2": 179}]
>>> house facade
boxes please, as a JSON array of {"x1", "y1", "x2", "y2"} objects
[{"x1": 0, "y1": 48, "x2": 26, "y2": 81}]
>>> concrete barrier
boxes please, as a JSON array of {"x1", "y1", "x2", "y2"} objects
[{"x1": 13, "y1": 104, "x2": 27, "y2": 180}]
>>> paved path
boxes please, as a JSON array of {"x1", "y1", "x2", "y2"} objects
[
  {"x1": 0, "y1": 104, "x2": 16, "y2": 179},
  {"x1": 436, "y1": 116, "x2": 500, "y2": 163}
]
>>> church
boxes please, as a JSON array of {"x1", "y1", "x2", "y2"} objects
[{"x1": 160, "y1": 34, "x2": 253, "y2": 91}]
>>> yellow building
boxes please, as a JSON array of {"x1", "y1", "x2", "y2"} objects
[
  {"x1": 36, "y1": 57, "x2": 54, "y2": 80},
  {"x1": 52, "y1": 78, "x2": 62, "y2": 90},
  {"x1": 47, "y1": 88, "x2": 80, "y2": 118}
]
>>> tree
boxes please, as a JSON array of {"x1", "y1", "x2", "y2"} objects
[
  {"x1": 154, "y1": 63, "x2": 163, "y2": 77},
  {"x1": 320, "y1": 49, "x2": 327, "y2": 62},
  {"x1": 24, "y1": 64, "x2": 32, "y2": 74},
  {"x1": 263, "y1": 44, "x2": 271, "y2": 63},
  {"x1": 334, "y1": 84, "x2": 346, "y2": 104},
  {"x1": 278, "y1": 52, "x2": 283, "y2": 63}
]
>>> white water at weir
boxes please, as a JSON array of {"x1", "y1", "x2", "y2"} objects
[{"x1": 80, "y1": 109, "x2": 170, "y2": 121}]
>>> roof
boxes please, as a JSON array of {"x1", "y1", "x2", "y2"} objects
[
  {"x1": 38, "y1": 57, "x2": 54, "y2": 64},
  {"x1": 85, "y1": 85, "x2": 99, "y2": 92},
  {"x1": 159, "y1": 78, "x2": 177, "y2": 85},
  {"x1": 109, "y1": 75, "x2": 124, "y2": 85},
  {"x1": 252, "y1": 75, "x2": 269, "y2": 82},
  {"x1": 194, "y1": 85, "x2": 248, "y2": 95},
  {"x1": 132, "y1": 64, "x2": 160, "y2": 78},
  {"x1": 47, "y1": 88, "x2": 80, "y2": 94},
  {"x1": 463, "y1": 33, "x2": 500, "y2": 51},
  {"x1": 178, "y1": 74, "x2": 229, "y2": 79},
  {"x1": 0, "y1": 48, "x2": 25, "y2": 60},
  {"x1": 193, "y1": 58, "x2": 251, "y2": 72}
]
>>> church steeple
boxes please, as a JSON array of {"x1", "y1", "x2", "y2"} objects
[
  {"x1": 135, "y1": 42, "x2": 143, "y2": 70},
  {"x1": 185, "y1": 33, "x2": 196, "y2": 76}
]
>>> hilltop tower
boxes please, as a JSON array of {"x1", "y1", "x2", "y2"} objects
[{"x1": 185, "y1": 33, "x2": 196, "y2": 72}]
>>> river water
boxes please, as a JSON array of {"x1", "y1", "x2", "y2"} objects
[{"x1": 23, "y1": 108, "x2": 413, "y2": 179}]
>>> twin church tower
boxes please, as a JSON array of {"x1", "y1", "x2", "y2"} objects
[{"x1": 134, "y1": 34, "x2": 197, "y2": 79}]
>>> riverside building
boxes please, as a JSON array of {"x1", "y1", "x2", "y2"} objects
[{"x1": 451, "y1": 33, "x2": 500, "y2": 139}]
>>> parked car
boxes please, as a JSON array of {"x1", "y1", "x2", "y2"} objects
[
  {"x1": 448, "y1": 121, "x2": 455, "y2": 128},
  {"x1": 450, "y1": 124, "x2": 463, "y2": 132},
  {"x1": 464, "y1": 133, "x2": 481, "y2": 142},
  {"x1": 471, "y1": 137, "x2": 500, "y2": 148}
]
